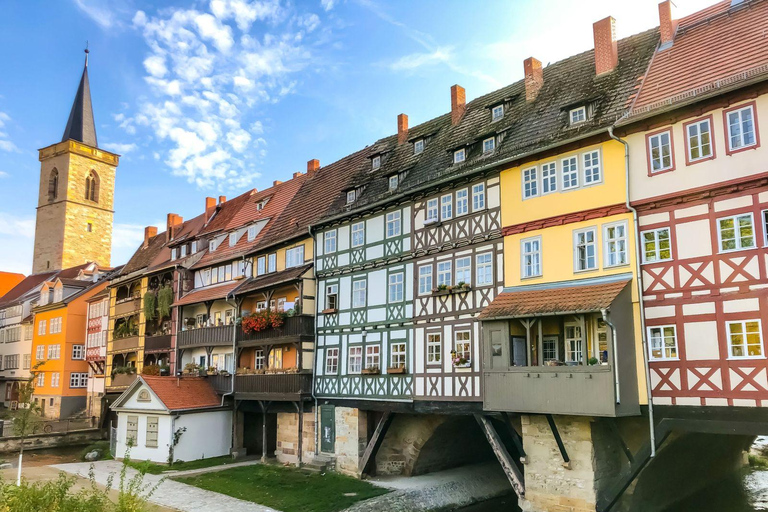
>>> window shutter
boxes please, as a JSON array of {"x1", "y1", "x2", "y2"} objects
[
  {"x1": 126, "y1": 415, "x2": 139, "y2": 446},
  {"x1": 146, "y1": 417, "x2": 159, "y2": 448}
]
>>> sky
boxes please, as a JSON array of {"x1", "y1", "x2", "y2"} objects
[{"x1": 0, "y1": 0, "x2": 712, "y2": 275}]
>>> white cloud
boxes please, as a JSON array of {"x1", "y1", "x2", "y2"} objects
[
  {"x1": 0, "y1": 140, "x2": 18, "y2": 153},
  {"x1": 387, "y1": 47, "x2": 452, "y2": 71},
  {"x1": 320, "y1": 0, "x2": 335, "y2": 12},
  {"x1": 143, "y1": 55, "x2": 168, "y2": 78},
  {"x1": 210, "y1": 0, "x2": 282, "y2": 31},
  {"x1": 72, "y1": 0, "x2": 116, "y2": 28},
  {"x1": 298, "y1": 13, "x2": 320, "y2": 33},
  {"x1": 0, "y1": 111, "x2": 18, "y2": 153},
  {"x1": 0, "y1": 171, "x2": 9, "y2": 178},
  {"x1": 101, "y1": 142, "x2": 138, "y2": 154},
  {"x1": 194, "y1": 13, "x2": 234, "y2": 53}
]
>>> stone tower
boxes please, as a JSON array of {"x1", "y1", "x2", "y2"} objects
[{"x1": 32, "y1": 50, "x2": 119, "y2": 274}]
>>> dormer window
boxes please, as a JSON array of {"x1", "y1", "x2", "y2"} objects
[
  {"x1": 454, "y1": 149, "x2": 466, "y2": 164},
  {"x1": 346, "y1": 190, "x2": 356, "y2": 204},
  {"x1": 492, "y1": 104, "x2": 504, "y2": 121},
  {"x1": 180, "y1": 245, "x2": 187, "y2": 258},
  {"x1": 229, "y1": 232, "x2": 238, "y2": 247},
  {"x1": 171, "y1": 248, "x2": 177, "y2": 261},
  {"x1": 372, "y1": 155, "x2": 381, "y2": 170},
  {"x1": 414, "y1": 139, "x2": 424, "y2": 155},
  {"x1": 570, "y1": 106, "x2": 586, "y2": 125},
  {"x1": 247, "y1": 224, "x2": 257, "y2": 241},
  {"x1": 388, "y1": 175, "x2": 399, "y2": 191},
  {"x1": 191, "y1": 241, "x2": 198, "y2": 253},
  {"x1": 483, "y1": 137, "x2": 495, "y2": 154},
  {"x1": 209, "y1": 240, "x2": 216, "y2": 252}
]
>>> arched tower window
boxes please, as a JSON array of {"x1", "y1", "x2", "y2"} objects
[
  {"x1": 85, "y1": 170, "x2": 99, "y2": 203},
  {"x1": 48, "y1": 169, "x2": 59, "y2": 202}
]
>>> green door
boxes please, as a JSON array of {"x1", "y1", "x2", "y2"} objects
[{"x1": 320, "y1": 405, "x2": 335, "y2": 454}]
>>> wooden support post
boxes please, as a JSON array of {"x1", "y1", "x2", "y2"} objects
[
  {"x1": 293, "y1": 402, "x2": 304, "y2": 466},
  {"x1": 259, "y1": 400, "x2": 271, "y2": 462},
  {"x1": 545, "y1": 414, "x2": 571, "y2": 469},
  {"x1": 474, "y1": 414, "x2": 525, "y2": 499},
  {"x1": 503, "y1": 412, "x2": 527, "y2": 463},
  {"x1": 606, "y1": 418, "x2": 633, "y2": 463},
  {"x1": 358, "y1": 411, "x2": 395, "y2": 477}
]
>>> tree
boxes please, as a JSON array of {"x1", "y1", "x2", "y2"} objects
[{"x1": 11, "y1": 362, "x2": 43, "y2": 486}]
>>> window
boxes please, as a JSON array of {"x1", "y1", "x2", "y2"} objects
[
  {"x1": 726, "y1": 105, "x2": 757, "y2": 152},
  {"x1": 543, "y1": 338, "x2": 558, "y2": 362},
  {"x1": 352, "y1": 280, "x2": 366, "y2": 308},
  {"x1": 388, "y1": 273, "x2": 404, "y2": 302},
  {"x1": 386, "y1": 211, "x2": 401, "y2": 238},
  {"x1": 229, "y1": 232, "x2": 238, "y2": 247},
  {"x1": 180, "y1": 245, "x2": 187, "y2": 258},
  {"x1": 3, "y1": 354, "x2": 18, "y2": 370},
  {"x1": 541, "y1": 162, "x2": 557, "y2": 194},
  {"x1": 51, "y1": 372, "x2": 60, "y2": 388},
  {"x1": 456, "y1": 189, "x2": 468, "y2": 215},
  {"x1": 191, "y1": 240, "x2": 198, "y2": 253},
  {"x1": 346, "y1": 190, "x2": 356, "y2": 204},
  {"x1": 472, "y1": 184, "x2": 485, "y2": 211},
  {"x1": 391, "y1": 342, "x2": 406, "y2": 369},
  {"x1": 604, "y1": 222, "x2": 628, "y2": 267},
  {"x1": 426, "y1": 198, "x2": 439, "y2": 223},
  {"x1": 418, "y1": 265, "x2": 433, "y2": 295},
  {"x1": 37, "y1": 373, "x2": 44, "y2": 387},
  {"x1": 324, "y1": 230, "x2": 337, "y2": 254},
  {"x1": 254, "y1": 349, "x2": 265, "y2": 370},
  {"x1": 22, "y1": 354, "x2": 30, "y2": 369},
  {"x1": 47, "y1": 344, "x2": 61, "y2": 360},
  {"x1": 574, "y1": 228, "x2": 597, "y2": 271},
  {"x1": 351, "y1": 222, "x2": 365, "y2": 247},
  {"x1": 209, "y1": 239, "x2": 218, "y2": 253},
  {"x1": 70, "y1": 372, "x2": 88, "y2": 388},
  {"x1": 257, "y1": 256, "x2": 266, "y2": 275},
  {"x1": 565, "y1": 323, "x2": 583, "y2": 363},
  {"x1": 48, "y1": 169, "x2": 58, "y2": 202},
  {"x1": 718, "y1": 214, "x2": 755, "y2": 252},
  {"x1": 146, "y1": 417, "x2": 159, "y2": 448},
  {"x1": 365, "y1": 345, "x2": 380, "y2": 369},
  {"x1": 562, "y1": 156, "x2": 579, "y2": 189},
  {"x1": 476, "y1": 253, "x2": 493, "y2": 286},
  {"x1": 483, "y1": 137, "x2": 495, "y2": 153},
  {"x1": 583, "y1": 150, "x2": 601, "y2": 184},
  {"x1": 72, "y1": 345, "x2": 84, "y2": 360},
  {"x1": 414, "y1": 139, "x2": 424, "y2": 154},
  {"x1": 441, "y1": 195, "x2": 453, "y2": 220},
  {"x1": 38, "y1": 320, "x2": 46, "y2": 336},
  {"x1": 247, "y1": 225, "x2": 257, "y2": 241},
  {"x1": 325, "y1": 284, "x2": 338, "y2": 311},
  {"x1": 686, "y1": 118, "x2": 713, "y2": 162},
  {"x1": 325, "y1": 348, "x2": 339, "y2": 374},
  {"x1": 286, "y1": 246, "x2": 305, "y2": 268},
  {"x1": 570, "y1": 106, "x2": 586, "y2": 125},
  {"x1": 455, "y1": 257, "x2": 471, "y2": 285},
  {"x1": 36, "y1": 345, "x2": 45, "y2": 360},
  {"x1": 427, "y1": 334, "x2": 442, "y2": 365},
  {"x1": 453, "y1": 149, "x2": 466, "y2": 164},
  {"x1": 348, "y1": 346, "x2": 362, "y2": 374},
  {"x1": 648, "y1": 325, "x2": 677, "y2": 360},
  {"x1": 642, "y1": 228, "x2": 672, "y2": 263},
  {"x1": 492, "y1": 104, "x2": 504, "y2": 121},
  {"x1": 49, "y1": 317, "x2": 62, "y2": 334},
  {"x1": 86, "y1": 222, "x2": 93, "y2": 233},
  {"x1": 764, "y1": 210, "x2": 768, "y2": 246},
  {"x1": 727, "y1": 320, "x2": 763, "y2": 359},
  {"x1": 437, "y1": 261, "x2": 452, "y2": 287},
  {"x1": 84, "y1": 170, "x2": 99, "y2": 202},
  {"x1": 388, "y1": 175, "x2": 398, "y2": 191},
  {"x1": 523, "y1": 167, "x2": 538, "y2": 198},
  {"x1": 268, "y1": 253, "x2": 277, "y2": 273},
  {"x1": 648, "y1": 130, "x2": 674, "y2": 173},
  {"x1": 454, "y1": 331, "x2": 471, "y2": 363},
  {"x1": 372, "y1": 155, "x2": 381, "y2": 170},
  {"x1": 521, "y1": 237, "x2": 542, "y2": 278}
]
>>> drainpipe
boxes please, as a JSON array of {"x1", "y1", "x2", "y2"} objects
[
  {"x1": 600, "y1": 308, "x2": 620, "y2": 404},
  {"x1": 174, "y1": 266, "x2": 182, "y2": 376},
  {"x1": 308, "y1": 224, "x2": 320, "y2": 457},
  {"x1": 607, "y1": 126, "x2": 656, "y2": 457}
]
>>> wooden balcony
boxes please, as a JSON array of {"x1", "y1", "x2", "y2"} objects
[
  {"x1": 86, "y1": 346, "x2": 106, "y2": 361},
  {"x1": 208, "y1": 374, "x2": 233, "y2": 394},
  {"x1": 144, "y1": 334, "x2": 172, "y2": 352},
  {"x1": 236, "y1": 315, "x2": 314, "y2": 347},
  {"x1": 234, "y1": 372, "x2": 312, "y2": 401},
  {"x1": 114, "y1": 298, "x2": 141, "y2": 317},
  {"x1": 177, "y1": 325, "x2": 233, "y2": 349},
  {"x1": 112, "y1": 336, "x2": 140, "y2": 353}
]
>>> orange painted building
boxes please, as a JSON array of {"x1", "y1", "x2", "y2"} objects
[{"x1": 0, "y1": 272, "x2": 26, "y2": 300}]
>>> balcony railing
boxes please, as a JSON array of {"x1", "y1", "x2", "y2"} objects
[
  {"x1": 144, "y1": 334, "x2": 172, "y2": 352},
  {"x1": 234, "y1": 372, "x2": 312, "y2": 400},
  {"x1": 208, "y1": 374, "x2": 233, "y2": 394},
  {"x1": 86, "y1": 346, "x2": 106, "y2": 361},
  {"x1": 177, "y1": 325, "x2": 233, "y2": 348},
  {"x1": 112, "y1": 336, "x2": 140, "y2": 353},
  {"x1": 109, "y1": 373, "x2": 137, "y2": 389},
  {"x1": 237, "y1": 315, "x2": 314, "y2": 346},
  {"x1": 114, "y1": 298, "x2": 141, "y2": 317}
]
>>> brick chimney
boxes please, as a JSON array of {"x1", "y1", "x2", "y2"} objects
[
  {"x1": 593, "y1": 16, "x2": 618, "y2": 76},
  {"x1": 293, "y1": 172, "x2": 302, "y2": 179},
  {"x1": 144, "y1": 226, "x2": 157, "y2": 249},
  {"x1": 273, "y1": 180, "x2": 283, "y2": 186},
  {"x1": 397, "y1": 113, "x2": 409, "y2": 143},
  {"x1": 524, "y1": 57, "x2": 544, "y2": 102},
  {"x1": 166, "y1": 213, "x2": 183, "y2": 242},
  {"x1": 307, "y1": 159, "x2": 320, "y2": 176},
  {"x1": 218, "y1": 195, "x2": 226, "y2": 204},
  {"x1": 451, "y1": 85, "x2": 466, "y2": 126},
  {"x1": 658, "y1": 1, "x2": 678, "y2": 49},
  {"x1": 205, "y1": 197, "x2": 216, "y2": 222}
]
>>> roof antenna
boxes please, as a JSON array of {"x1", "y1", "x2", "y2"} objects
[{"x1": 84, "y1": 41, "x2": 89, "y2": 67}]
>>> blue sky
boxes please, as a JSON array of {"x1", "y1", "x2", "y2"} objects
[{"x1": 0, "y1": 0, "x2": 709, "y2": 274}]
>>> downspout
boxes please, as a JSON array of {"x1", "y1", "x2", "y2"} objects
[
  {"x1": 607, "y1": 126, "x2": 656, "y2": 457},
  {"x1": 224, "y1": 288, "x2": 239, "y2": 455},
  {"x1": 308, "y1": 224, "x2": 320, "y2": 457},
  {"x1": 174, "y1": 265, "x2": 182, "y2": 376},
  {"x1": 600, "y1": 308, "x2": 620, "y2": 404}
]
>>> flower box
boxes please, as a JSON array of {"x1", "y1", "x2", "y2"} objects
[
  {"x1": 432, "y1": 288, "x2": 451, "y2": 296},
  {"x1": 361, "y1": 367, "x2": 380, "y2": 375},
  {"x1": 321, "y1": 308, "x2": 338, "y2": 315},
  {"x1": 453, "y1": 363, "x2": 472, "y2": 369},
  {"x1": 387, "y1": 366, "x2": 407, "y2": 374}
]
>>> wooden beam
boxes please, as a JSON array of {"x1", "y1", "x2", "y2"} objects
[
  {"x1": 606, "y1": 418, "x2": 633, "y2": 464},
  {"x1": 359, "y1": 411, "x2": 395, "y2": 477},
  {"x1": 545, "y1": 414, "x2": 571, "y2": 468},
  {"x1": 502, "y1": 412, "x2": 526, "y2": 462},
  {"x1": 474, "y1": 414, "x2": 525, "y2": 499}
]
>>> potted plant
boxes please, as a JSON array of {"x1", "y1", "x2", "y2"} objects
[
  {"x1": 545, "y1": 359, "x2": 560, "y2": 367},
  {"x1": 456, "y1": 282, "x2": 471, "y2": 292},
  {"x1": 361, "y1": 365, "x2": 380, "y2": 375},
  {"x1": 587, "y1": 357, "x2": 600, "y2": 366},
  {"x1": 242, "y1": 310, "x2": 285, "y2": 333},
  {"x1": 432, "y1": 284, "x2": 450, "y2": 296},
  {"x1": 159, "y1": 364, "x2": 171, "y2": 376},
  {"x1": 142, "y1": 365, "x2": 160, "y2": 376},
  {"x1": 451, "y1": 350, "x2": 471, "y2": 368}
]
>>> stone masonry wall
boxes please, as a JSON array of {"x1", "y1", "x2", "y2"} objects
[
  {"x1": 275, "y1": 409, "x2": 316, "y2": 465},
  {"x1": 335, "y1": 407, "x2": 367, "y2": 477},
  {"x1": 375, "y1": 414, "x2": 447, "y2": 476}
]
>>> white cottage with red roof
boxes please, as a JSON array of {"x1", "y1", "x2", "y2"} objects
[{"x1": 111, "y1": 375, "x2": 231, "y2": 463}]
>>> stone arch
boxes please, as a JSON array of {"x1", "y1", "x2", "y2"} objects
[
  {"x1": 85, "y1": 170, "x2": 99, "y2": 203},
  {"x1": 48, "y1": 168, "x2": 59, "y2": 202}
]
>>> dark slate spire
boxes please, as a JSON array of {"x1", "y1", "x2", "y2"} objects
[{"x1": 61, "y1": 48, "x2": 98, "y2": 148}]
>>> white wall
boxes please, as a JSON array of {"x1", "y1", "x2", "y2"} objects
[
  {"x1": 175, "y1": 410, "x2": 231, "y2": 462},
  {"x1": 116, "y1": 412, "x2": 173, "y2": 463}
]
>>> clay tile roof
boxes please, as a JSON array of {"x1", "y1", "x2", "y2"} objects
[
  {"x1": 174, "y1": 281, "x2": 243, "y2": 307},
  {"x1": 478, "y1": 277, "x2": 631, "y2": 320},
  {"x1": 234, "y1": 264, "x2": 312, "y2": 296},
  {"x1": 141, "y1": 376, "x2": 220, "y2": 411},
  {"x1": 0, "y1": 272, "x2": 57, "y2": 307},
  {"x1": 630, "y1": 0, "x2": 768, "y2": 114}
]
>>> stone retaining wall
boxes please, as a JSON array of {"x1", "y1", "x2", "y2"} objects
[
  {"x1": 275, "y1": 409, "x2": 316, "y2": 465},
  {"x1": 0, "y1": 429, "x2": 102, "y2": 454}
]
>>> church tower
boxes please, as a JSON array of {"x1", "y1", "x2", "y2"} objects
[{"x1": 32, "y1": 50, "x2": 119, "y2": 273}]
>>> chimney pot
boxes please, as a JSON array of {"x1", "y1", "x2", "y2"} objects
[
  {"x1": 593, "y1": 16, "x2": 618, "y2": 76},
  {"x1": 523, "y1": 57, "x2": 544, "y2": 102},
  {"x1": 397, "y1": 113, "x2": 409, "y2": 143},
  {"x1": 144, "y1": 226, "x2": 158, "y2": 248},
  {"x1": 307, "y1": 159, "x2": 320, "y2": 174},
  {"x1": 450, "y1": 85, "x2": 466, "y2": 126},
  {"x1": 293, "y1": 172, "x2": 302, "y2": 179},
  {"x1": 273, "y1": 180, "x2": 283, "y2": 186},
  {"x1": 658, "y1": 1, "x2": 678, "y2": 48},
  {"x1": 166, "y1": 213, "x2": 183, "y2": 242},
  {"x1": 205, "y1": 197, "x2": 216, "y2": 223}
]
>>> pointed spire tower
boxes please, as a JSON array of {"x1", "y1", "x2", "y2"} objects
[
  {"x1": 61, "y1": 48, "x2": 98, "y2": 147},
  {"x1": 32, "y1": 47, "x2": 119, "y2": 273}
]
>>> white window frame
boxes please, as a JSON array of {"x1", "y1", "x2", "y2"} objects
[
  {"x1": 574, "y1": 227, "x2": 598, "y2": 272},
  {"x1": 456, "y1": 188, "x2": 468, "y2": 216},
  {"x1": 542, "y1": 337, "x2": 558, "y2": 362},
  {"x1": 482, "y1": 137, "x2": 495, "y2": 154},
  {"x1": 351, "y1": 222, "x2": 365, "y2": 248},
  {"x1": 365, "y1": 344, "x2": 380, "y2": 369},
  {"x1": 582, "y1": 150, "x2": 601, "y2": 185},
  {"x1": 229, "y1": 232, "x2": 238, "y2": 247},
  {"x1": 763, "y1": 210, "x2": 768, "y2": 247},
  {"x1": 437, "y1": 261, "x2": 452, "y2": 287},
  {"x1": 475, "y1": 252, "x2": 493, "y2": 286},
  {"x1": 565, "y1": 323, "x2": 584, "y2": 363},
  {"x1": 346, "y1": 190, "x2": 356, "y2": 204},
  {"x1": 570, "y1": 106, "x2": 586, "y2": 125},
  {"x1": 472, "y1": 183, "x2": 485, "y2": 211},
  {"x1": 324, "y1": 230, "x2": 337, "y2": 254},
  {"x1": 348, "y1": 346, "x2": 362, "y2": 374},
  {"x1": 455, "y1": 257, "x2": 471, "y2": 286},
  {"x1": 414, "y1": 139, "x2": 424, "y2": 155},
  {"x1": 72, "y1": 344, "x2": 84, "y2": 360},
  {"x1": 641, "y1": 227, "x2": 672, "y2": 264},
  {"x1": 69, "y1": 372, "x2": 88, "y2": 388},
  {"x1": 727, "y1": 320, "x2": 764, "y2": 359},
  {"x1": 453, "y1": 148, "x2": 466, "y2": 164},
  {"x1": 603, "y1": 221, "x2": 628, "y2": 268},
  {"x1": 492, "y1": 104, "x2": 504, "y2": 121},
  {"x1": 390, "y1": 342, "x2": 406, "y2": 369},
  {"x1": 686, "y1": 118, "x2": 713, "y2": 162},
  {"x1": 418, "y1": 265, "x2": 433, "y2": 295},
  {"x1": 170, "y1": 248, "x2": 177, "y2": 261},
  {"x1": 209, "y1": 240, "x2": 216, "y2": 252},
  {"x1": 36, "y1": 345, "x2": 45, "y2": 360},
  {"x1": 441, "y1": 194, "x2": 453, "y2": 220},
  {"x1": 372, "y1": 155, "x2": 381, "y2": 170},
  {"x1": 521, "y1": 236, "x2": 542, "y2": 278},
  {"x1": 325, "y1": 347, "x2": 339, "y2": 374},
  {"x1": 352, "y1": 279, "x2": 366, "y2": 308},
  {"x1": 285, "y1": 245, "x2": 305, "y2": 268},
  {"x1": 454, "y1": 331, "x2": 471, "y2": 363},
  {"x1": 426, "y1": 198, "x2": 439, "y2": 223},
  {"x1": 541, "y1": 162, "x2": 557, "y2": 194},
  {"x1": 648, "y1": 130, "x2": 673, "y2": 173},
  {"x1": 388, "y1": 272, "x2": 404, "y2": 303},
  {"x1": 37, "y1": 373, "x2": 44, "y2": 387},
  {"x1": 427, "y1": 333, "x2": 442, "y2": 365},
  {"x1": 325, "y1": 284, "x2": 339, "y2": 311},
  {"x1": 717, "y1": 213, "x2": 756, "y2": 253},
  {"x1": 388, "y1": 175, "x2": 398, "y2": 191},
  {"x1": 247, "y1": 225, "x2": 257, "y2": 242},
  {"x1": 38, "y1": 320, "x2": 46, "y2": 336},
  {"x1": 386, "y1": 211, "x2": 401, "y2": 238},
  {"x1": 522, "y1": 167, "x2": 538, "y2": 198},
  {"x1": 561, "y1": 156, "x2": 579, "y2": 190},
  {"x1": 268, "y1": 253, "x2": 277, "y2": 273},
  {"x1": 51, "y1": 372, "x2": 60, "y2": 388},
  {"x1": 648, "y1": 325, "x2": 678, "y2": 361},
  {"x1": 180, "y1": 245, "x2": 187, "y2": 258},
  {"x1": 726, "y1": 105, "x2": 757, "y2": 151},
  {"x1": 257, "y1": 256, "x2": 266, "y2": 275}
]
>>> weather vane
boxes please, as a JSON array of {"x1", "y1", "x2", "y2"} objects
[{"x1": 85, "y1": 41, "x2": 89, "y2": 66}]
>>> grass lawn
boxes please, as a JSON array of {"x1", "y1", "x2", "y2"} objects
[
  {"x1": 128, "y1": 455, "x2": 236, "y2": 474},
  {"x1": 175, "y1": 464, "x2": 389, "y2": 512}
]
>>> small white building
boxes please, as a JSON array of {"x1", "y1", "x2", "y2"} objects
[{"x1": 111, "y1": 375, "x2": 232, "y2": 463}]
